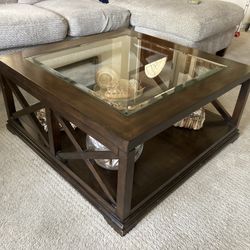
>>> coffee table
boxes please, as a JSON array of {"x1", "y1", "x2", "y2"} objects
[{"x1": 0, "y1": 29, "x2": 249, "y2": 236}]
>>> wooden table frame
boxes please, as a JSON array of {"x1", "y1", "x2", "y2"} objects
[{"x1": 0, "y1": 29, "x2": 249, "y2": 236}]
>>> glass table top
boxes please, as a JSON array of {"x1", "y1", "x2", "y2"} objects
[{"x1": 26, "y1": 33, "x2": 226, "y2": 115}]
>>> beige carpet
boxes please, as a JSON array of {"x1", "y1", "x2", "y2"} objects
[{"x1": 0, "y1": 33, "x2": 250, "y2": 250}]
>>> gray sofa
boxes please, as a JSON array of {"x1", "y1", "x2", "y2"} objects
[{"x1": 0, "y1": 0, "x2": 244, "y2": 56}]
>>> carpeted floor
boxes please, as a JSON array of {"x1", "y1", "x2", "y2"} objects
[{"x1": 0, "y1": 33, "x2": 250, "y2": 250}]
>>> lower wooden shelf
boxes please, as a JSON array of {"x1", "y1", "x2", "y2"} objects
[
  {"x1": 131, "y1": 111, "x2": 237, "y2": 210},
  {"x1": 62, "y1": 111, "x2": 238, "y2": 210},
  {"x1": 7, "y1": 110, "x2": 239, "y2": 235}
]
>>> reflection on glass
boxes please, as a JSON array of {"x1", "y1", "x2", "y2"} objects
[{"x1": 26, "y1": 34, "x2": 226, "y2": 115}]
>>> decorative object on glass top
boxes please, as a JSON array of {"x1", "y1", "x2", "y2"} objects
[
  {"x1": 145, "y1": 57, "x2": 167, "y2": 78},
  {"x1": 94, "y1": 67, "x2": 144, "y2": 110}
]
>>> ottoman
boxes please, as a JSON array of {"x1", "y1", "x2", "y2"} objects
[{"x1": 109, "y1": 0, "x2": 244, "y2": 54}]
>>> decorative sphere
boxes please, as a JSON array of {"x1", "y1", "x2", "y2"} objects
[{"x1": 86, "y1": 135, "x2": 144, "y2": 170}]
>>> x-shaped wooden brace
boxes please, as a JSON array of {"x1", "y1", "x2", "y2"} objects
[
  {"x1": 54, "y1": 115, "x2": 116, "y2": 205},
  {"x1": 211, "y1": 79, "x2": 250, "y2": 128},
  {"x1": 1, "y1": 76, "x2": 48, "y2": 147}
]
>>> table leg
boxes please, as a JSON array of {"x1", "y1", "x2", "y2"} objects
[
  {"x1": 245, "y1": 23, "x2": 250, "y2": 32},
  {"x1": 116, "y1": 149, "x2": 135, "y2": 220},
  {"x1": 0, "y1": 75, "x2": 16, "y2": 119},
  {"x1": 232, "y1": 79, "x2": 250, "y2": 127},
  {"x1": 45, "y1": 107, "x2": 61, "y2": 156}
]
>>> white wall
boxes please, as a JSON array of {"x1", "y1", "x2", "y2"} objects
[{"x1": 219, "y1": 0, "x2": 250, "y2": 23}]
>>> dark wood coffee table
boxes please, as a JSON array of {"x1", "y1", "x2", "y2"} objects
[{"x1": 0, "y1": 29, "x2": 249, "y2": 236}]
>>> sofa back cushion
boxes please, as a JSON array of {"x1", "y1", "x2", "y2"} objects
[
  {"x1": 35, "y1": 0, "x2": 130, "y2": 37},
  {"x1": 0, "y1": 0, "x2": 18, "y2": 3},
  {"x1": 0, "y1": 4, "x2": 67, "y2": 49}
]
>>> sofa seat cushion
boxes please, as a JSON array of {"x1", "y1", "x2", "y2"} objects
[
  {"x1": 0, "y1": 4, "x2": 67, "y2": 49},
  {"x1": 35, "y1": 0, "x2": 130, "y2": 37},
  {"x1": 110, "y1": 0, "x2": 244, "y2": 42}
]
